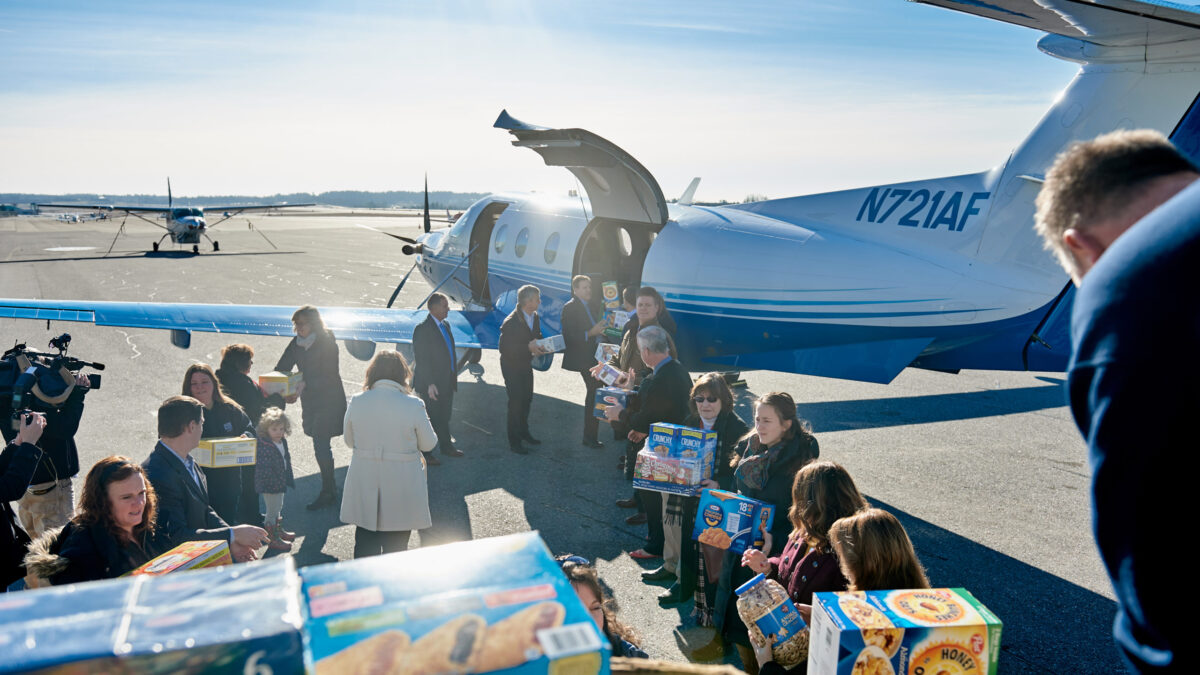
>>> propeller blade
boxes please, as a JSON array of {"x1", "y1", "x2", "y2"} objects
[
  {"x1": 355, "y1": 223, "x2": 418, "y2": 244},
  {"x1": 167, "y1": 177, "x2": 172, "y2": 210},
  {"x1": 423, "y1": 174, "x2": 431, "y2": 233},
  {"x1": 387, "y1": 260, "x2": 420, "y2": 308}
]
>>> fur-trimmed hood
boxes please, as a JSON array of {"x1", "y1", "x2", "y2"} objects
[{"x1": 23, "y1": 524, "x2": 71, "y2": 584}]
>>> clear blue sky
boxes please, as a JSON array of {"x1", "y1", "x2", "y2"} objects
[{"x1": 1, "y1": 0, "x2": 1082, "y2": 201}]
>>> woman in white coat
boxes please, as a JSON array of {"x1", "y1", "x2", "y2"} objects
[{"x1": 341, "y1": 350, "x2": 437, "y2": 558}]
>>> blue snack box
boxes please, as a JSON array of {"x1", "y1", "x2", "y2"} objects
[
  {"x1": 299, "y1": 532, "x2": 610, "y2": 675},
  {"x1": 594, "y1": 386, "x2": 631, "y2": 418},
  {"x1": 692, "y1": 489, "x2": 775, "y2": 554},
  {"x1": 0, "y1": 557, "x2": 304, "y2": 674},
  {"x1": 632, "y1": 449, "x2": 712, "y2": 496},
  {"x1": 648, "y1": 422, "x2": 685, "y2": 454},
  {"x1": 678, "y1": 427, "x2": 718, "y2": 459}
]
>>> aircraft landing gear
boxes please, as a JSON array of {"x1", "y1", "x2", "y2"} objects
[
  {"x1": 192, "y1": 244, "x2": 199, "y2": 254},
  {"x1": 152, "y1": 241, "x2": 159, "y2": 252},
  {"x1": 212, "y1": 240, "x2": 220, "y2": 252}
]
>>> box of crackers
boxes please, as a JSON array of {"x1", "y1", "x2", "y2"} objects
[
  {"x1": 632, "y1": 448, "x2": 714, "y2": 496},
  {"x1": 194, "y1": 437, "x2": 256, "y2": 468},
  {"x1": 692, "y1": 489, "x2": 775, "y2": 554},
  {"x1": 124, "y1": 539, "x2": 232, "y2": 577},
  {"x1": 594, "y1": 342, "x2": 620, "y2": 364},
  {"x1": 808, "y1": 588, "x2": 1002, "y2": 675},
  {"x1": 259, "y1": 370, "x2": 303, "y2": 397},
  {"x1": 299, "y1": 531, "x2": 610, "y2": 675},
  {"x1": 606, "y1": 310, "x2": 631, "y2": 331},
  {"x1": 593, "y1": 386, "x2": 633, "y2": 418},
  {"x1": 534, "y1": 334, "x2": 566, "y2": 353},
  {"x1": 0, "y1": 557, "x2": 304, "y2": 674}
]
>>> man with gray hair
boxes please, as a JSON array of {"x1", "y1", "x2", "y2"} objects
[
  {"x1": 498, "y1": 285, "x2": 549, "y2": 455},
  {"x1": 1035, "y1": 128, "x2": 1199, "y2": 672},
  {"x1": 605, "y1": 324, "x2": 692, "y2": 560}
]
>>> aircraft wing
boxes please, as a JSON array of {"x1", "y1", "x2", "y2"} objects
[
  {"x1": 35, "y1": 203, "x2": 169, "y2": 213},
  {"x1": 205, "y1": 203, "x2": 316, "y2": 212},
  {"x1": 0, "y1": 298, "x2": 485, "y2": 349},
  {"x1": 912, "y1": 0, "x2": 1200, "y2": 46}
]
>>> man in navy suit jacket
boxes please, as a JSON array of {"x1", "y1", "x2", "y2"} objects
[
  {"x1": 143, "y1": 396, "x2": 267, "y2": 562},
  {"x1": 498, "y1": 285, "x2": 550, "y2": 454},
  {"x1": 413, "y1": 292, "x2": 462, "y2": 463}
]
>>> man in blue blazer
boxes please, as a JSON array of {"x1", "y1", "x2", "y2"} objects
[
  {"x1": 143, "y1": 396, "x2": 267, "y2": 562},
  {"x1": 413, "y1": 292, "x2": 462, "y2": 464}
]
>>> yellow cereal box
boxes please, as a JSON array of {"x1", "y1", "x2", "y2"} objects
[
  {"x1": 259, "y1": 370, "x2": 303, "y2": 397},
  {"x1": 125, "y1": 540, "x2": 232, "y2": 576},
  {"x1": 601, "y1": 281, "x2": 620, "y2": 310},
  {"x1": 194, "y1": 437, "x2": 256, "y2": 468}
]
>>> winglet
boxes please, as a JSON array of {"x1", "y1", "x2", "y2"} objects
[
  {"x1": 678, "y1": 177, "x2": 701, "y2": 206},
  {"x1": 493, "y1": 109, "x2": 549, "y2": 131}
]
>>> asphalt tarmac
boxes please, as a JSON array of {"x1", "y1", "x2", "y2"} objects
[{"x1": 0, "y1": 214, "x2": 1120, "y2": 673}]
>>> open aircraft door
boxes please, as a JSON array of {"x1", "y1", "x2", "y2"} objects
[{"x1": 494, "y1": 110, "x2": 668, "y2": 290}]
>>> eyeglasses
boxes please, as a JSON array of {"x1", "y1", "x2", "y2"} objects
[
  {"x1": 556, "y1": 555, "x2": 590, "y2": 568},
  {"x1": 693, "y1": 396, "x2": 718, "y2": 404}
]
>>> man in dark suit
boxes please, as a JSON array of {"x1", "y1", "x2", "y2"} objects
[
  {"x1": 605, "y1": 325, "x2": 692, "y2": 560},
  {"x1": 143, "y1": 396, "x2": 267, "y2": 562},
  {"x1": 413, "y1": 292, "x2": 462, "y2": 465},
  {"x1": 498, "y1": 284, "x2": 549, "y2": 454},
  {"x1": 561, "y1": 275, "x2": 608, "y2": 448}
]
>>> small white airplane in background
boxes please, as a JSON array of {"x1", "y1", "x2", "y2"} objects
[
  {"x1": 36, "y1": 178, "x2": 314, "y2": 255},
  {"x1": 4, "y1": 0, "x2": 1200, "y2": 384}
]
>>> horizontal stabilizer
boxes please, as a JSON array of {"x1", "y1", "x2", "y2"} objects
[
  {"x1": 705, "y1": 337, "x2": 934, "y2": 384},
  {"x1": 0, "y1": 299, "x2": 487, "y2": 349},
  {"x1": 912, "y1": 0, "x2": 1200, "y2": 46}
]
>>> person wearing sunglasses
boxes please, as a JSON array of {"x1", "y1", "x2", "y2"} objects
[
  {"x1": 557, "y1": 554, "x2": 648, "y2": 659},
  {"x1": 647, "y1": 374, "x2": 751, "y2": 616}
]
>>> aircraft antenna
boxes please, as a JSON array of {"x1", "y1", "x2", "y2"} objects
[
  {"x1": 167, "y1": 177, "x2": 172, "y2": 209},
  {"x1": 423, "y1": 174, "x2": 432, "y2": 233}
]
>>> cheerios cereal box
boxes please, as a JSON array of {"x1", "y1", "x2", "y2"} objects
[
  {"x1": 691, "y1": 489, "x2": 775, "y2": 554},
  {"x1": 601, "y1": 281, "x2": 620, "y2": 310},
  {"x1": 808, "y1": 588, "x2": 1002, "y2": 675}
]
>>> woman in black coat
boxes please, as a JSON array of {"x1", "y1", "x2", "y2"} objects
[
  {"x1": 24, "y1": 456, "x2": 168, "y2": 586},
  {"x1": 274, "y1": 305, "x2": 347, "y2": 510},
  {"x1": 183, "y1": 363, "x2": 255, "y2": 525},
  {"x1": 216, "y1": 343, "x2": 285, "y2": 525},
  {"x1": 709, "y1": 392, "x2": 820, "y2": 673},
  {"x1": 1, "y1": 413, "x2": 45, "y2": 590}
]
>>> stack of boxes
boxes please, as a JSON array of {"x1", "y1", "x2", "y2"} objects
[{"x1": 631, "y1": 422, "x2": 717, "y2": 496}]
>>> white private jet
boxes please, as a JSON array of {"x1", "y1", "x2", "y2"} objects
[
  {"x1": 4, "y1": 0, "x2": 1200, "y2": 383},
  {"x1": 36, "y1": 178, "x2": 314, "y2": 255}
]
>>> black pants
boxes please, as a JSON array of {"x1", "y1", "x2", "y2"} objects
[
  {"x1": 420, "y1": 387, "x2": 455, "y2": 453},
  {"x1": 313, "y1": 434, "x2": 336, "y2": 494},
  {"x1": 501, "y1": 363, "x2": 534, "y2": 446},
  {"x1": 237, "y1": 464, "x2": 262, "y2": 525},
  {"x1": 201, "y1": 465, "x2": 240, "y2": 525},
  {"x1": 638, "y1": 488, "x2": 664, "y2": 556},
  {"x1": 353, "y1": 527, "x2": 411, "y2": 558},
  {"x1": 579, "y1": 371, "x2": 600, "y2": 443},
  {"x1": 678, "y1": 496, "x2": 700, "y2": 595}
]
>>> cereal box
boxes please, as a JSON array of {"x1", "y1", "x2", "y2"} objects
[
  {"x1": 648, "y1": 422, "x2": 684, "y2": 454},
  {"x1": 0, "y1": 558, "x2": 304, "y2": 674},
  {"x1": 594, "y1": 342, "x2": 620, "y2": 363},
  {"x1": 194, "y1": 437, "x2": 256, "y2": 468},
  {"x1": 595, "y1": 363, "x2": 625, "y2": 387},
  {"x1": 808, "y1": 588, "x2": 1002, "y2": 675},
  {"x1": 593, "y1": 386, "x2": 632, "y2": 418},
  {"x1": 299, "y1": 532, "x2": 610, "y2": 675},
  {"x1": 259, "y1": 370, "x2": 303, "y2": 397},
  {"x1": 601, "y1": 280, "x2": 620, "y2": 310},
  {"x1": 125, "y1": 540, "x2": 232, "y2": 576},
  {"x1": 679, "y1": 427, "x2": 719, "y2": 458},
  {"x1": 692, "y1": 489, "x2": 775, "y2": 554},
  {"x1": 632, "y1": 447, "x2": 714, "y2": 496},
  {"x1": 534, "y1": 334, "x2": 566, "y2": 353}
]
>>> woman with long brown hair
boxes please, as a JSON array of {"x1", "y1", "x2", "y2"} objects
[
  {"x1": 829, "y1": 508, "x2": 930, "y2": 592},
  {"x1": 340, "y1": 350, "x2": 437, "y2": 558},
  {"x1": 182, "y1": 362, "x2": 255, "y2": 525},
  {"x1": 558, "y1": 554, "x2": 649, "y2": 659},
  {"x1": 25, "y1": 456, "x2": 168, "y2": 585}
]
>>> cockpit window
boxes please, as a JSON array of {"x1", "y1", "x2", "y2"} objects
[
  {"x1": 494, "y1": 224, "x2": 509, "y2": 254},
  {"x1": 544, "y1": 232, "x2": 560, "y2": 264},
  {"x1": 515, "y1": 228, "x2": 530, "y2": 258}
]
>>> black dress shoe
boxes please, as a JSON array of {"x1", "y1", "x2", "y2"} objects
[
  {"x1": 424, "y1": 452, "x2": 442, "y2": 466},
  {"x1": 615, "y1": 497, "x2": 638, "y2": 509},
  {"x1": 509, "y1": 443, "x2": 529, "y2": 455},
  {"x1": 625, "y1": 512, "x2": 647, "y2": 525},
  {"x1": 442, "y1": 447, "x2": 464, "y2": 457},
  {"x1": 306, "y1": 491, "x2": 337, "y2": 511},
  {"x1": 658, "y1": 583, "x2": 687, "y2": 606},
  {"x1": 641, "y1": 567, "x2": 676, "y2": 583},
  {"x1": 523, "y1": 434, "x2": 542, "y2": 445},
  {"x1": 582, "y1": 438, "x2": 603, "y2": 449}
]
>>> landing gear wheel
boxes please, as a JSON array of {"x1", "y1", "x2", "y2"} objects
[
  {"x1": 192, "y1": 244, "x2": 199, "y2": 254},
  {"x1": 152, "y1": 242, "x2": 159, "y2": 252},
  {"x1": 213, "y1": 241, "x2": 220, "y2": 252}
]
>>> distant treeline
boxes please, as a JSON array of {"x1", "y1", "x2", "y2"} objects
[{"x1": 0, "y1": 190, "x2": 489, "y2": 210}]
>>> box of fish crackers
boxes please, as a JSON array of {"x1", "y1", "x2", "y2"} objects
[
  {"x1": 300, "y1": 531, "x2": 611, "y2": 675},
  {"x1": 807, "y1": 588, "x2": 1002, "y2": 674}
]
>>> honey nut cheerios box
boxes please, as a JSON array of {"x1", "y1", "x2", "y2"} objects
[
  {"x1": 194, "y1": 437, "x2": 256, "y2": 468},
  {"x1": 691, "y1": 489, "x2": 775, "y2": 554},
  {"x1": 808, "y1": 588, "x2": 1002, "y2": 675},
  {"x1": 299, "y1": 531, "x2": 610, "y2": 675}
]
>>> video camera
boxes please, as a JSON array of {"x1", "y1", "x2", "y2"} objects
[{"x1": 0, "y1": 334, "x2": 104, "y2": 433}]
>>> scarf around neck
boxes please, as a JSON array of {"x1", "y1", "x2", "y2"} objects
[{"x1": 734, "y1": 436, "x2": 788, "y2": 492}]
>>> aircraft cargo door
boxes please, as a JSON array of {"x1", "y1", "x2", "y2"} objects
[{"x1": 468, "y1": 201, "x2": 509, "y2": 306}]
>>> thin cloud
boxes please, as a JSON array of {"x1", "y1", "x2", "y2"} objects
[{"x1": 622, "y1": 20, "x2": 757, "y2": 35}]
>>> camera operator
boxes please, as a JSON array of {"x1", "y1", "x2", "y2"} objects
[
  {"x1": 2, "y1": 412, "x2": 45, "y2": 591},
  {"x1": 14, "y1": 372, "x2": 90, "y2": 540}
]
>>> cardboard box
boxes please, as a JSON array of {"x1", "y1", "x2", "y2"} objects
[
  {"x1": 259, "y1": 370, "x2": 303, "y2": 397},
  {"x1": 692, "y1": 489, "x2": 775, "y2": 554},
  {"x1": 0, "y1": 558, "x2": 304, "y2": 675},
  {"x1": 808, "y1": 588, "x2": 1002, "y2": 675},
  {"x1": 593, "y1": 386, "x2": 632, "y2": 418},
  {"x1": 648, "y1": 422, "x2": 683, "y2": 454},
  {"x1": 595, "y1": 363, "x2": 625, "y2": 387},
  {"x1": 632, "y1": 447, "x2": 713, "y2": 496},
  {"x1": 648, "y1": 423, "x2": 717, "y2": 458},
  {"x1": 606, "y1": 310, "x2": 631, "y2": 330},
  {"x1": 195, "y1": 437, "x2": 256, "y2": 468},
  {"x1": 594, "y1": 342, "x2": 620, "y2": 364},
  {"x1": 601, "y1": 280, "x2": 620, "y2": 310},
  {"x1": 534, "y1": 334, "x2": 566, "y2": 353},
  {"x1": 125, "y1": 540, "x2": 232, "y2": 577},
  {"x1": 299, "y1": 532, "x2": 610, "y2": 675}
]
